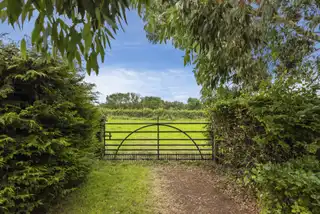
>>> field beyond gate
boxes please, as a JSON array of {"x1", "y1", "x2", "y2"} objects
[{"x1": 104, "y1": 119, "x2": 214, "y2": 160}]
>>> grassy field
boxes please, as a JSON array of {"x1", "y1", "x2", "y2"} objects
[
  {"x1": 49, "y1": 161, "x2": 154, "y2": 214},
  {"x1": 104, "y1": 118, "x2": 212, "y2": 160}
]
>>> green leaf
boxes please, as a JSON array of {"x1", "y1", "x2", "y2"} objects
[
  {"x1": 183, "y1": 50, "x2": 190, "y2": 66},
  {"x1": 84, "y1": 34, "x2": 92, "y2": 54},
  {"x1": 103, "y1": 15, "x2": 117, "y2": 29},
  {"x1": 0, "y1": 10, "x2": 7, "y2": 23},
  {"x1": 90, "y1": 52, "x2": 99, "y2": 74},
  {"x1": 105, "y1": 28, "x2": 115, "y2": 39},
  {"x1": 75, "y1": 51, "x2": 82, "y2": 67},
  {"x1": 120, "y1": 3, "x2": 127, "y2": 24},
  {"x1": 86, "y1": 56, "x2": 92, "y2": 74},
  {"x1": 96, "y1": 37, "x2": 105, "y2": 63},
  {"x1": 51, "y1": 22, "x2": 58, "y2": 41},
  {"x1": 7, "y1": 0, "x2": 23, "y2": 25},
  {"x1": 83, "y1": 22, "x2": 92, "y2": 54},
  {"x1": 20, "y1": 38, "x2": 27, "y2": 59},
  {"x1": 28, "y1": 9, "x2": 33, "y2": 21},
  {"x1": 57, "y1": 18, "x2": 67, "y2": 31},
  {"x1": 0, "y1": 1, "x2": 6, "y2": 11},
  {"x1": 95, "y1": 7, "x2": 101, "y2": 26},
  {"x1": 21, "y1": 0, "x2": 32, "y2": 27},
  {"x1": 31, "y1": 17, "x2": 42, "y2": 44},
  {"x1": 83, "y1": 21, "x2": 91, "y2": 37},
  {"x1": 52, "y1": 46, "x2": 57, "y2": 58},
  {"x1": 57, "y1": 30, "x2": 64, "y2": 56},
  {"x1": 69, "y1": 30, "x2": 81, "y2": 52},
  {"x1": 105, "y1": 35, "x2": 111, "y2": 48}
]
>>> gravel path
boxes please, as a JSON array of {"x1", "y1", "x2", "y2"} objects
[{"x1": 151, "y1": 164, "x2": 258, "y2": 214}]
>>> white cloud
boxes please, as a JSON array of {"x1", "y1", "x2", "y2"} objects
[{"x1": 84, "y1": 66, "x2": 201, "y2": 103}]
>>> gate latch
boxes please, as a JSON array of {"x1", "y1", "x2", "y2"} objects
[{"x1": 106, "y1": 132, "x2": 112, "y2": 140}]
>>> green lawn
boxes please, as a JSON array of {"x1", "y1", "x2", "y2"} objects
[
  {"x1": 49, "y1": 161, "x2": 154, "y2": 214},
  {"x1": 104, "y1": 118, "x2": 212, "y2": 160}
]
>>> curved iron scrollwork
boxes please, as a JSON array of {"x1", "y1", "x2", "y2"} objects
[{"x1": 113, "y1": 123, "x2": 204, "y2": 159}]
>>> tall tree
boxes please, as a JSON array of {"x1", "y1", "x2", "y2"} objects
[
  {"x1": 144, "y1": 0, "x2": 320, "y2": 94},
  {"x1": 128, "y1": 92, "x2": 141, "y2": 108},
  {"x1": 106, "y1": 92, "x2": 141, "y2": 109},
  {"x1": 187, "y1": 98, "x2": 202, "y2": 110},
  {"x1": 141, "y1": 96, "x2": 164, "y2": 109},
  {"x1": 104, "y1": 92, "x2": 204, "y2": 110},
  {"x1": 164, "y1": 100, "x2": 185, "y2": 109}
]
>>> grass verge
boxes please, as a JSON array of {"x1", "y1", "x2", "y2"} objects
[{"x1": 49, "y1": 161, "x2": 154, "y2": 214}]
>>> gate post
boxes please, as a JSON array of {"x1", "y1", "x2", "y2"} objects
[
  {"x1": 210, "y1": 123, "x2": 216, "y2": 163},
  {"x1": 100, "y1": 116, "x2": 106, "y2": 158},
  {"x1": 212, "y1": 131, "x2": 215, "y2": 162},
  {"x1": 157, "y1": 116, "x2": 160, "y2": 160}
]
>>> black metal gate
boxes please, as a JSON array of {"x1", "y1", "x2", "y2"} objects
[{"x1": 103, "y1": 118, "x2": 215, "y2": 160}]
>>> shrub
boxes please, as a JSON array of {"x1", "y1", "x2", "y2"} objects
[
  {"x1": 0, "y1": 43, "x2": 100, "y2": 213},
  {"x1": 250, "y1": 156, "x2": 320, "y2": 214},
  {"x1": 209, "y1": 77, "x2": 320, "y2": 213},
  {"x1": 209, "y1": 78, "x2": 320, "y2": 170}
]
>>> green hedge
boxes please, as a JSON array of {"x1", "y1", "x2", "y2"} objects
[
  {"x1": 0, "y1": 44, "x2": 101, "y2": 213},
  {"x1": 100, "y1": 108, "x2": 206, "y2": 120},
  {"x1": 208, "y1": 78, "x2": 320, "y2": 213},
  {"x1": 209, "y1": 81, "x2": 320, "y2": 169},
  {"x1": 250, "y1": 156, "x2": 320, "y2": 214}
]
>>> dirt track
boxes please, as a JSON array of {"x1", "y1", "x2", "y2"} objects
[{"x1": 152, "y1": 164, "x2": 258, "y2": 214}]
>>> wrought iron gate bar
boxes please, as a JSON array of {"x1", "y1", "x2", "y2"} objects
[
  {"x1": 106, "y1": 143, "x2": 211, "y2": 147},
  {"x1": 106, "y1": 148, "x2": 212, "y2": 151},
  {"x1": 104, "y1": 153, "x2": 212, "y2": 156},
  {"x1": 106, "y1": 130, "x2": 208, "y2": 133},
  {"x1": 106, "y1": 122, "x2": 210, "y2": 125},
  {"x1": 106, "y1": 138, "x2": 211, "y2": 141},
  {"x1": 104, "y1": 154, "x2": 212, "y2": 161},
  {"x1": 107, "y1": 159, "x2": 212, "y2": 161}
]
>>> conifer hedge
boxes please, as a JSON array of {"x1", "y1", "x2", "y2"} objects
[{"x1": 0, "y1": 43, "x2": 101, "y2": 213}]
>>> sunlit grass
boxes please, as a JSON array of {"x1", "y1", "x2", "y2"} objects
[{"x1": 49, "y1": 161, "x2": 154, "y2": 214}]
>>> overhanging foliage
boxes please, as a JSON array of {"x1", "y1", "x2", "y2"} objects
[
  {"x1": 144, "y1": 0, "x2": 320, "y2": 91},
  {"x1": 0, "y1": 0, "x2": 150, "y2": 74}
]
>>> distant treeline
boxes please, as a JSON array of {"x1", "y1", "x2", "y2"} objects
[
  {"x1": 101, "y1": 108, "x2": 206, "y2": 120},
  {"x1": 100, "y1": 92, "x2": 203, "y2": 110}
]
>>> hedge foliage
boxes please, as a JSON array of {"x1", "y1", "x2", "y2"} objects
[
  {"x1": 251, "y1": 156, "x2": 320, "y2": 214},
  {"x1": 210, "y1": 79, "x2": 320, "y2": 169},
  {"x1": 209, "y1": 77, "x2": 320, "y2": 213},
  {"x1": 101, "y1": 108, "x2": 206, "y2": 120},
  {"x1": 0, "y1": 44, "x2": 101, "y2": 213}
]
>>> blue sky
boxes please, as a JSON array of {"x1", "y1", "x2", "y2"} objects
[{"x1": 0, "y1": 10, "x2": 201, "y2": 103}]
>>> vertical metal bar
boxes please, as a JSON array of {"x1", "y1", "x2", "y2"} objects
[
  {"x1": 101, "y1": 116, "x2": 106, "y2": 158},
  {"x1": 210, "y1": 124, "x2": 216, "y2": 163},
  {"x1": 214, "y1": 135, "x2": 219, "y2": 164},
  {"x1": 104, "y1": 117, "x2": 107, "y2": 157},
  {"x1": 212, "y1": 136, "x2": 214, "y2": 161},
  {"x1": 209, "y1": 124, "x2": 215, "y2": 161},
  {"x1": 157, "y1": 116, "x2": 160, "y2": 160}
]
